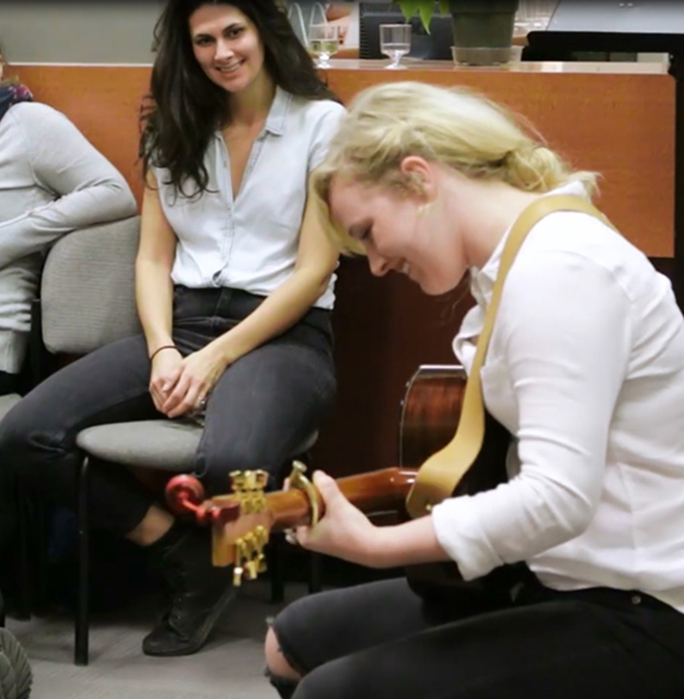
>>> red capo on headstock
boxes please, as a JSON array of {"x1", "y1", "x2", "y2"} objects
[{"x1": 165, "y1": 474, "x2": 241, "y2": 526}]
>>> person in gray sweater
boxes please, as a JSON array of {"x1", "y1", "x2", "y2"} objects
[
  {"x1": 0, "y1": 51, "x2": 137, "y2": 619},
  {"x1": 0, "y1": 52, "x2": 137, "y2": 396}
]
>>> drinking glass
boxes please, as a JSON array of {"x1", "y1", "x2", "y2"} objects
[
  {"x1": 380, "y1": 23, "x2": 411, "y2": 70},
  {"x1": 288, "y1": 3, "x2": 307, "y2": 47},
  {"x1": 308, "y1": 2, "x2": 328, "y2": 28},
  {"x1": 308, "y1": 24, "x2": 341, "y2": 69}
]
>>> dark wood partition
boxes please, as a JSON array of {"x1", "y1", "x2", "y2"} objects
[
  {"x1": 11, "y1": 59, "x2": 675, "y2": 478},
  {"x1": 319, "y1": 59, "x2": 676, "y2": 477}
]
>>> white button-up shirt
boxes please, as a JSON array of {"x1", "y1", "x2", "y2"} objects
[
  {"x1": 432, "y1": 183, "x2": 684, "y2": 613},
  {"x1": 154, "y1": 88, "x2": 346, "y2": 309}
]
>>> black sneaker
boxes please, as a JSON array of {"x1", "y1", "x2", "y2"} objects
[
  {"x1": 142, "y1": 525, "x2": 236, "y2": 657},
  {"x1": 0, "y1": 628, "x2": 32, "y2": 699}
]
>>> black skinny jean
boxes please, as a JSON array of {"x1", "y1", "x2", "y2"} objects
[
  {"x1": 0, "y1": 287, "x2": 336, "y2": 536},
  {"x1": 271, "y1": 571, "x2": 684, "y2": 699}
]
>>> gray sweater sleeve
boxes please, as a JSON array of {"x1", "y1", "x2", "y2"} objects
[{"x1": 0, "y1": 103, "x2": 137, "y2": 268}]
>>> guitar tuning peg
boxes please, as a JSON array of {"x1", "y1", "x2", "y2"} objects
[
  {"x1": 255, "y1": 525, "x2": 268, "y2": 545},
  {"x1": 258, "y1": 553, "x2": 268, "y2": 574},
  {"x1": 291, "y1": 460, "x2": 307, "y2": 475},
  {"x1": 233, "y1": 564, "x2": 244, "y2": 587},
  {"x1": 244, "y1": 559, "x2": 258, "y2": 580}
]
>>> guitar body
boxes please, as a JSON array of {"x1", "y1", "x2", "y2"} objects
[
  {"x1": 399, "y1": 365, "x2": 511, "y2": 599},
  {"x1": 399, "y1": 365, "x2": 467, "y2": 470}
]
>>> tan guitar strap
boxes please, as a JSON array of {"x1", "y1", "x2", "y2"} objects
[{"x1": 405, "y1": 194, "x2": 617, "y2": 519}]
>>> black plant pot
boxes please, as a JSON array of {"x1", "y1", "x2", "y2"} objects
[{"x1": 449, "y1": 0, "x2": 519, "y2": 49}]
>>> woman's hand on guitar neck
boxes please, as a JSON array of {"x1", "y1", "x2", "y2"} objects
[
  {"x1": 292, "y1": 470, "x2": 455, "y2": 569},
  {"x1": 292, "y1": 471, "x2": 382, "y2": 567}
]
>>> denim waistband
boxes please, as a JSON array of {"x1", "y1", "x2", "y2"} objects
[
  {"x1": 173, "y1": 285, "x2": 332, "y2": 337},
  {"x1": 518, "y1": 581, "x2": 672, "y2": 614}
]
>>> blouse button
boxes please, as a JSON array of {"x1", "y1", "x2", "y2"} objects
[{"x1": 631, "y1": 594, "x2": 642, "y2": 605}]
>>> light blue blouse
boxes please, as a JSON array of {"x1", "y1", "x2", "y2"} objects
[{"x1": 154, "y1": 87, "x2": 346, "y2": 309}]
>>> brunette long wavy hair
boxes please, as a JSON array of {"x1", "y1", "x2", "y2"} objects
[{"x1": 139, "y1": 0, "x2": 339, "y2": 198}]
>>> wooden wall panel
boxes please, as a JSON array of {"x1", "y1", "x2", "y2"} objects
[
  {"x1": 8, "y1": 62, "x2": 676, "y2": 479},
  {"x1": 320, "y1": 62, "x2": 676, "y2": 477},
  {"x1": 323, "y1": 62, "x2": 676, "y2": 258}
]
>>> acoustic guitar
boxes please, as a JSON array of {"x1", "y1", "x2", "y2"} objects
[
  {"x1": 165, "y1": 364, "x2": 510, "y2": 587},
  {"x1": 398, "y1": 365, "x2": 510, "y2": 596}
]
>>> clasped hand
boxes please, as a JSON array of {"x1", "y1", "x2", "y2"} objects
[{"x1": 149, "y1": 345, "x2": 227, "y2": 418}]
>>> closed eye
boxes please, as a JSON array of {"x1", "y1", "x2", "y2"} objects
[
  {"x1": 358, "y1": 226, "x2": 372, "y2": 242},
  {"x1": 349, "y1": 222, "x2": 372, "y2": 243}
]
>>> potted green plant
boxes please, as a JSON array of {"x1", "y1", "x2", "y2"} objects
[
  {"x1": 395, "y1": 0, "x2": 451, "y2": 33},
  {"x1": 396, "y1": 0, "x2": 520, "y2": 63}
]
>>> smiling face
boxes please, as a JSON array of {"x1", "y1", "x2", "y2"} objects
[
  {"x1": 328, "y1": 171, "x2": 467, "y2": 296},
  {"x1": 189, "y1": 4, "x2": 266, "y2": 94}
]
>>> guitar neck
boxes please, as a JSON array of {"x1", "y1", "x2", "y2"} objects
[{"x1": 265, "y1": 466, "x2": 419, "y2": 531}]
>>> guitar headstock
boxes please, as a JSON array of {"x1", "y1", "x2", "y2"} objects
[{"x1": 210, "y1": 469, "x2": 275, "y2": 585}]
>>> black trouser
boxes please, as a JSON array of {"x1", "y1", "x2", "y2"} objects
[
  {"x1": 0, "y1": 287, "x2": 336, "y2": 536},
  {"x1": 271, "y1": 573, "x2": 684, "y2": 699},
  {"x1": 0, "y1": 372, "x2": 20, "y2": 397}
]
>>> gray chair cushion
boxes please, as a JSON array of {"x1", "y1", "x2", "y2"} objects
[
  {"x1": 41, "y1": 216, "x2": 142, "y2": 355},
  {"x1": 0, "y1": 394, "x2": 22, "y2": 421},
  {"x1": 76, "y1": 419, "x2": 318, "y2": 473},
  {"x1": 76, "y1": 419, "x2": 202, "y2": 472}
]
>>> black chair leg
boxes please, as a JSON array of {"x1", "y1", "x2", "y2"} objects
[
  {"x1": 308, "y1": 553, "x2": 323, "y2": 594},
  {"x1": 268, "y1": 533, "x2": 286, "y2": 604},
  {"x1": 75, "y1": 455, "x2": 90, "y2": 666},
  {"x1": 33, "y1": 499, "x2": 49, "y2": 613},
  {"x1": 14, "y1": 481, "x2": 32, "y2": 620}
]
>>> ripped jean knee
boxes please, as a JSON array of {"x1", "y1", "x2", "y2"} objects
[
  {"x1": 265, "y1": 665, "x2": 299, "y2": 699},
  {"x1": 265, "y1": 615, "x2": 304, "y2": 698}
]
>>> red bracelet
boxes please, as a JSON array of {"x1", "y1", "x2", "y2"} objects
[{"x1": 149, "y1": 345, "x2": 179, "y2": 362}]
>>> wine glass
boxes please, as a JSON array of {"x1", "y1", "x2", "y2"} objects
[
  {"x1": 380, "y1": 23, "x2": 412, "y2": 70},
  {"x1": 308, "y1": 24, "x2": 341, "y2": 69},
  {"x1": 308, "y1": 2, "x2": 328, "y2": 28},
  {"x1": 288, "y1": 3, "x2": 308, "y2": 47}
]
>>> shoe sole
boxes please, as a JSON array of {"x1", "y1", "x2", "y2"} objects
[
  {"x1": 0, "y1": 628, "x2": 32, "y2": 699},
  {"x1": 143, "y1": 585, "x2": 238, "y2": 657}
]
